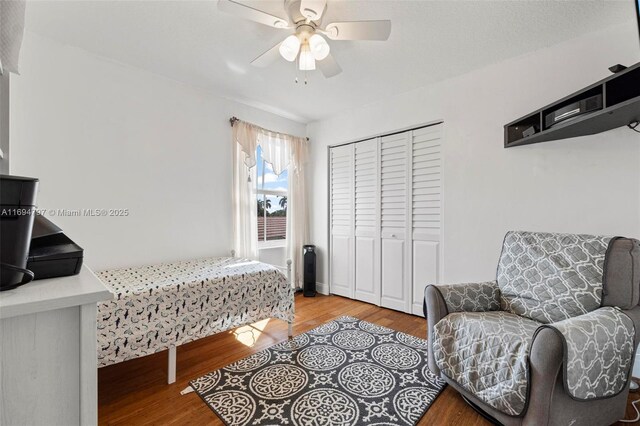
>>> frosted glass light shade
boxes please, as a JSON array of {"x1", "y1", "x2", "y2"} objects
[
  {"x1": 298, "y1": 44, "x2": 316, "y2": 70},
  {"x1": 309, "y1": 34, "x2": 330, "y2": 60},
  {"x1": 279, "y1": 35, "x2": 301, "y2": 62}
]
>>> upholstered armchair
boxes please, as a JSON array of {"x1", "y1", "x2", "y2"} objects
[{"x1": 425, "y1": 231, "x2": 640, "y2": 426}]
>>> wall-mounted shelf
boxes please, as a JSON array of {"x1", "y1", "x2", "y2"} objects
[{"x1": 504, "y1": 62, "x2": 640, "y2": 148}]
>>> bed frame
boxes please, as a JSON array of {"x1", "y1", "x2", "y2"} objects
[{"x1": 165, "y1": 251, "x2": 294, "y2": 384}]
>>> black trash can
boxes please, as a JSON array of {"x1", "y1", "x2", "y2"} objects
[
  {"x1": 303, "y1": 245, "x2": 316, "y2": 297},
  {"x1": 1, "y1": 175, "x2": 39, "y2": 291}
]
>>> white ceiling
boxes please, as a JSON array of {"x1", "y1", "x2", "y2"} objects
[{"x1": 25, "y1": 0, "x2": 636, "y2": 123}]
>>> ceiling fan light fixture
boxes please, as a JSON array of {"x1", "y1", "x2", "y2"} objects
[
  {"x1": 298, "y1": 44, "x2": 316, "y2": 71},
  {"x1": 279, "y1": 35, "x2": 301, "y2": 62},
  {"x1": 309, "y1": 34, "x2": 330, "y2": 60}
]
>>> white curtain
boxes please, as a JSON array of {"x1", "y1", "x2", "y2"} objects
[
  {"x1": 232, "y1": 124, "x2": 258, "y2": 259},
  {"x1": 234, "y1": 120, "x2": 301, "y2": 175},
  {"x1": 259, "y1": 131, "x2": 292, "y2": 176},
  {"x1": 287, "y1": 137, "x2": 310, "y2": 288},
  {"x1": 0, "y1": 0, "x2": 27, "y2": 74},
  {"x1": 231, "y1": 119, "x2": 309, "y2": 287}
]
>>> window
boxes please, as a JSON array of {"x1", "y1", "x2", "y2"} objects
[{"x1": 255, "y1": 146, "x2": 288, "y2": 246}]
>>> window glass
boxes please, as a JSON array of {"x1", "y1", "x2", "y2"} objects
[{"x1": 256, "y1": 146, "x2": 287, "y2": 242}]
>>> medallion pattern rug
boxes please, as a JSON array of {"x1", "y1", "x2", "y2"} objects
[{"x1": 189, "y1": 316, "x2": 446, "y2": 426}]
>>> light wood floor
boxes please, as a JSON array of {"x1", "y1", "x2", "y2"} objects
[{"x1": 99, "y1": 294, "x2": 640, "y2": 425}]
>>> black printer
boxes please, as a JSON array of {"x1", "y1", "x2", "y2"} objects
[
  {"x1": 27, "y1": 214, "x2": 84, "y2": 280},
  {"x1": 0, "y1": 174, "x2": 39, "y2": 290}
]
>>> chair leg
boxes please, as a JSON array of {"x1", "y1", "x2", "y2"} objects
[
  {"x1": 168, "y1": 345, "x2": 176, "y2": 384},
  {"x1": 288, "y1": 321, "x2": 293, "y2": 338}
]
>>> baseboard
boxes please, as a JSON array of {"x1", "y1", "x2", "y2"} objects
[
  {"x1": 634, "y1": 353, "x2": 640, "y2": 378},
  {"x1": 316, "y1": 282, "x2": 329, "y2": 295}
]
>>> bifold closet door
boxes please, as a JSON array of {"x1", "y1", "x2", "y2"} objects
[
  {"x1": 329, "y1": 144, "x2": 354, "y2": 298},
  {"x1": 411, "y1": 125, "x2": 443, "y2": 315},
  {"x1": 329, "y1": 123, "x2": 443, "y2": 315},
  {"x1": 380, "y1": 132, "x2": 411, "y2": 312},
  {"x1": 354, "y1": 139, "x2": 380, "y2": 305}
]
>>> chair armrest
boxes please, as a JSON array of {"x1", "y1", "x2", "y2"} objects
[
  {"x1": 526, "y1": 307, "x2": 640, "y2": 423},
  {"x1": 426, "y1": 281, "x2": 501, "y2": 314},
  {"x1": 424, "y1": 285, "x2": 448, "y2": 376},
  {"x1": 525, "y1": 327, "x2": 564, "y2": 423},
  {"x1": 544, "y1": 307, "x2": 636, "y2": 400}
]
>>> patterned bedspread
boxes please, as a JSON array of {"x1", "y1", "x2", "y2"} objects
[{"x1": 96, "y1": 257, "x2": 294, "y2": 367}]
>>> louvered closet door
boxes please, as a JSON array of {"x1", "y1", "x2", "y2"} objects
[
  {"x1": 411, "y1": 125, "x2": 443, "y2": 315},
  {"x1": 380, "y1": 132, "x2": 411, "y2": 312},
  {"x1": 330, "y1": 144, "x2": 354, "y2": 298},
  {"x1": 354, "y1": 139, "x2": 380, "y2": 305}
]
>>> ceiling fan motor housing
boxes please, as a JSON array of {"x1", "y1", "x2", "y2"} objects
[{"x1": 285, "y1": 0, "x2": 324, "y2": 26}]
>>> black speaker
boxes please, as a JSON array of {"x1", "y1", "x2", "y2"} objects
[{"x1": 303, "y1": 245, "x2": 316, "y2": 297}]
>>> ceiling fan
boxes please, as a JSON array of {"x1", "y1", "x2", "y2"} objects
[{"x1": 218, "y1": 0, "x2": 391, "y2": 79}]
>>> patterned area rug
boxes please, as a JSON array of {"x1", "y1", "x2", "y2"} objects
[{"x1": 189, "y1": 316, "x2": 446, "y2": 426}]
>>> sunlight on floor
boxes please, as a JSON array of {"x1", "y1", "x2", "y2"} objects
[{"x1": 233, "y1": 319, "x2": 271, "y2": 347}]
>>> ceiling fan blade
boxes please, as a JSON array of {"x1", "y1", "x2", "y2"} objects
[
  {"x1": 218, "y1": 0, "x2": 290, "y2": 29},
  {"x1": 299, "y1": 0, "x2": 327, "y2": 21},
  {"x1": 317, "y1": 53, "x2": 342, "y2": 78},
  {"x1": 250, "y1": 41, "x2": 283, "y2": 68},
  {"x1": 323, "y1": 20, "x2": 391, "y2": 41}
]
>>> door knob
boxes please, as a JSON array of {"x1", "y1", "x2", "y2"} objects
[{"x1": 391, "y1": 234, "x2": 396, "y2": 238}]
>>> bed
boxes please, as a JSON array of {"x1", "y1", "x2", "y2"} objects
[{"x1": 96, "y1": 255, "x2": 294, "y2": 383}]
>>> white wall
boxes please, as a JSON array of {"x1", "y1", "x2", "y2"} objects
[
  {"x1": 258, "y1": 246, "x2": 286, "y2": 268},
  {"x1": 0, "y1": 73, "x2": 9, "y2": 173},
  {"x1": 308, "y1": 22, "x2": 640, "y2": 289},
  {"x1": 10, "y1": 33, "x2": 306, "y2": 271}
]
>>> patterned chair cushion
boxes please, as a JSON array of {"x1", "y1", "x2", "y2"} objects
[
  {"x1": 497, "y1": 231, "x2": 612, "y2": 324},
  {"x1": 433, "y1": 311, "x2": 540, "y2": 416}
]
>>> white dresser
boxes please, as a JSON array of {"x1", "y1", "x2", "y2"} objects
[{"x1": 0, "y1": 266, "x2": 112, "y2": 426}]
